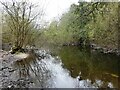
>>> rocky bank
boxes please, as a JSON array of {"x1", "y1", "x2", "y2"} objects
[{"x1": 0, "y1": 50, "x2": 34, "y2": 88}]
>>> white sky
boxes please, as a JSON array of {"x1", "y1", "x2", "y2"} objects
[
  {"x1": 28, "y1": 0, "x2": 79, "y2": 21},
  {"x1": 0, "y1": 0, "x2": 79, "y2": 22}
]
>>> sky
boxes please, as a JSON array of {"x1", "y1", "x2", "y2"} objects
[
  {"x1": 0, "y1": 0, "x2": 79, "y2": 22},
  {"x1": 29, "y1": 0, "x2": 79, "y2": 21},
  {"x1": 24, "y1": 0, "x2": 119, "y2": 22}
]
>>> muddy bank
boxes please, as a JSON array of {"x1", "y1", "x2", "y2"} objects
[
  {"x1": 62, "y1": 42, "x2": 120, "y2": 56},
  {"x1": 90, "y1": 43, "x2": 120, "y2": 56},
  {"x1": 0, "y1": 50, "x2": 36, "y2": 88},
  {"x1": 0, "y1": 49, "x2": 52, "y2": 88}
]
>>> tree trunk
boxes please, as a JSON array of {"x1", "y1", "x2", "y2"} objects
[{"x1": 118, "y1": 2, "x2": 120, "y2": 52}]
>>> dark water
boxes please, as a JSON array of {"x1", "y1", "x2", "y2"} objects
[{"x1": 58, "y1": 46, "x2": 120, "y2": 88}]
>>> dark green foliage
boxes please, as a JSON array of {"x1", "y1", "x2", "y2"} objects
[{"x1": 40, "y1": 2, "x2": 119, "y2": 50}]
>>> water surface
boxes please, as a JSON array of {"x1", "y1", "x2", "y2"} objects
[
  {"x1": 12, "y1": 47, "x2": 120, "y2": 88},
  {"x1": 58, "y1": 46, "x2": 120, "y2": 88}
]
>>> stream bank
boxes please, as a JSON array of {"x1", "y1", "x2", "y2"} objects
[
  {"x1": 0, "y1": 50, "x2": 34, "y2": 88},
  {"x1": 62, "y1": 42, "x2": 120, "y2": 56}
]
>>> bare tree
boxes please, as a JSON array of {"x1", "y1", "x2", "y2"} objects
[{"x1": 1, "y1": 0, "x2": 41, "y2": 51}]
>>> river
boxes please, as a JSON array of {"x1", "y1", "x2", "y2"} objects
[
  {"x1": 58, "y1": 46, "x2": 120, "y2": 88},
  {"x1": 12, "y1": 46, "x2": 120, "y2": 88}
]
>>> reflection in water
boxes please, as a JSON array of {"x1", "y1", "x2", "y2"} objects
[
  {"x1": 58, "y1": 46, "x2": 120, "y2": 88},
  {"x1": 13, "y1": 50, "x2": 52, "y2": 88},
  {"x1": 12, "y1": 49, "x2": 119, "y2": 88}
]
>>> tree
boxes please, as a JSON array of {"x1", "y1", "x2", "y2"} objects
[
  {"x1": 86, "y1": 2, "x2": 119, "y2": 48},
  {"x1": 118, "y1": 2, "x2": 120, "y2": 52},
  {"x1": 1, "y1": 0, "x2": 41, "y2": 51}
]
